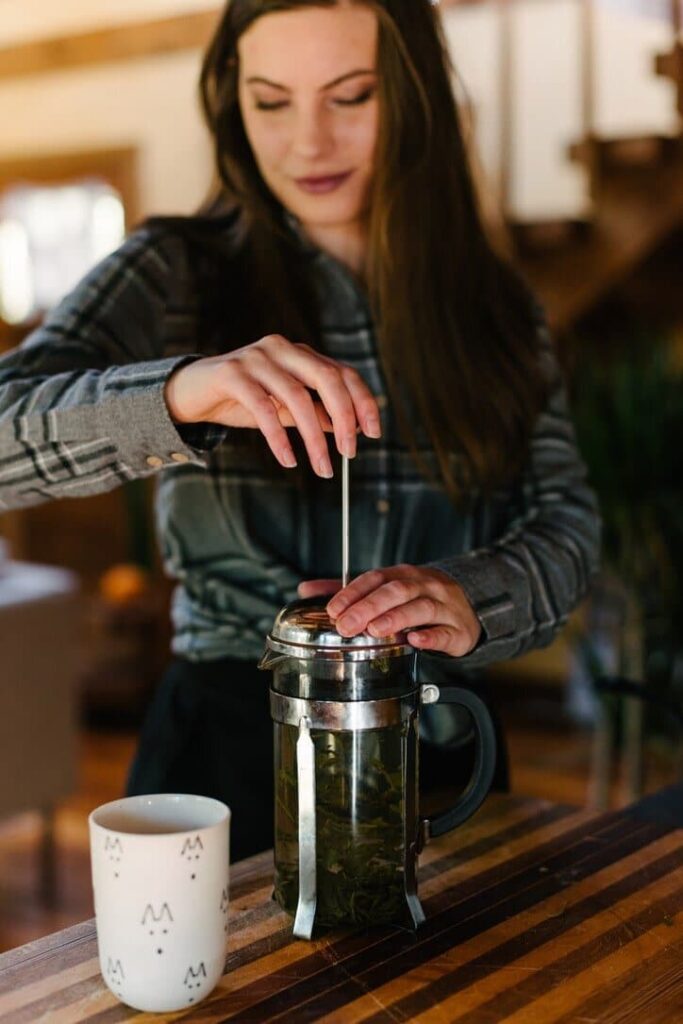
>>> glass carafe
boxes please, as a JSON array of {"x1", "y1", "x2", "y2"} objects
[{"x1": 259, "y1": 597, "x2": 497, "y2": 938}]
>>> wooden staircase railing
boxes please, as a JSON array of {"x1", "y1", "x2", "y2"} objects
[{"x1": 482, "y1": 0, "x2": 683, "y2": 330}]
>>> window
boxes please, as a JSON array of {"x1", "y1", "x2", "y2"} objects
[{"x1": 0, "y1": 180, "x2": 125, "y2": 325}]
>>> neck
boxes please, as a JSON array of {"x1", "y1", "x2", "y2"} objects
[{"x1": 300, "y1": 219, "x2": 368, "y2": 281}]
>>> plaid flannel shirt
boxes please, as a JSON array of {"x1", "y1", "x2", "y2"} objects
[{"x1": 0, "y1": 224, "x2": 600, "y2": 663}]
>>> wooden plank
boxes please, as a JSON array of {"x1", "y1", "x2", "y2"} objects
[
  {"x1": 0, "y1": 0, "x2": 489, "y2": 84},
  {"x1": 320, "y1": 830, "x2": 683, "y2": 1023},
  {"x1": 208, "y1": 820, "x2": 665, "y2": 1023},
  {"x1": 0, "y1": 795, "x2": 681, "y2": 1023},
  {"x1": 0, "y1": 10, "x2": 222, "y2": 81},
  {"x1": 550, "y1": 934, "x2": 683, "y2": 1024}
]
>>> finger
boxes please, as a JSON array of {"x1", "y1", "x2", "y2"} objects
[
  {"x1": 335, "y1": 577, "x2": 428, "y2": 637},
  {"x1": 248, "y1": 359, "x2": 334, "y2": 478},
  {"x1": 314, "y1": 352, "x2": 382, "y2": 441},
  {"x1": 407, "y1": 625, "x2": 475, "y2": 657},
  {"x1": 298, "y1": 579, "x2": 343, "y2": 599},
  {"x1": 340, "y1": 365, "x2": 383, "y2": 440},
  {"x1": 283, "y1": 349, "x2": 359, "y2": 458},
  {"x1": 275, "y1": 400, "x2": 334, "y2": 433},
  {"x1": 366, "y1": 596, "x2": 449, "y2": 638},
  {"x1": 326, "y1": 565, "x2": 415, "y2": 619},
  {"x1": 223, "y1": 366, "x2": 299, "y2": 470},
  {"x1": 326, "y1": 568, "x2": 387, "y2": 619}
]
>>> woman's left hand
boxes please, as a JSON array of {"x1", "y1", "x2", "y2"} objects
[{"x1": 297, "y1": 564, "x2": 482, "y2": 657}]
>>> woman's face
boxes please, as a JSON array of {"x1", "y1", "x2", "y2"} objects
[{"x1": 237, "y1": 4, "x2": 379, "y2": 234}]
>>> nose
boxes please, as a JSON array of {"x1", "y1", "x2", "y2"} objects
[{"x1": 291, "y1": 103, "x2": 334, "y2": 161}]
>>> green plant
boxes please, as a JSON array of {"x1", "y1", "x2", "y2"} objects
[{"x1": 571, "y1": 341, "x2": 683, "y2": 683}]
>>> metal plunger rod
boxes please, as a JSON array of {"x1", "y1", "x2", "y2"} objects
[{"x1": 342, "y1": 454, "x2": 350, "y2": 588}]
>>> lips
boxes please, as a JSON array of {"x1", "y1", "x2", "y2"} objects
[{"x1": 294, "y1": 171, "x2": 352, "y2": 194}]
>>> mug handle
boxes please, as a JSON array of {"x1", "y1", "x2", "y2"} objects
[{"x1": 419, "y1": 685, "x2": 497, "y2": 845}]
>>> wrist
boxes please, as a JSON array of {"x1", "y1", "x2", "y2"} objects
[{"x1": 164, "y1": 357, "x2": 199, "y2": 424}]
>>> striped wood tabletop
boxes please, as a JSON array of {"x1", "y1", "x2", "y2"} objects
[{"x1": 1, "y1": 792, "x2": 683, "y2": 1023}]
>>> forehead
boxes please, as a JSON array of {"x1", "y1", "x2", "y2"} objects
[{"x1": 238, "y1": 5, "x2": 378, "y2": 81}]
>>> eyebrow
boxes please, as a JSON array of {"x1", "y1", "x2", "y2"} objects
[{"x1": 245, "y1": 69, "x2": 376, "y2": 92}]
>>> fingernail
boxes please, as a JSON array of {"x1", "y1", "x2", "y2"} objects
[
  {"x1": 318, "y1": 456, "x2": 333, "y2": 478},
  {"x1": 365, "y1": 417, "x2": 381, "y2": 438},
  {"x1": 341, "y1": 434, "x2": 356, "y2": 458},
  {"x1": 338, "y1": 615, "x2": 358, "y2": 633},
  {"x1": 327, "y1": 598, "x2": 343, "y2": 616},
  {"x1": 281, "y1": 448, "x2": 297, "y2": 468}
]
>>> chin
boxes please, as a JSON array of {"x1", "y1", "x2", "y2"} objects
[{"x1": 286, "y1": 194, "x2": 366, "y2": 227}]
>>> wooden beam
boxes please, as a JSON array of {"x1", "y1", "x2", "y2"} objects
[
  {"x1": 0, "y1": 10, "x2": 223, "y2": 81},
  {"x1": 0, "y1": 2, "x2": 504, "y2": 84}
]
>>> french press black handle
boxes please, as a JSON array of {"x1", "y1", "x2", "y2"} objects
[{"x1": 421, "y1": 685, "x2": 497, "y2": 842}]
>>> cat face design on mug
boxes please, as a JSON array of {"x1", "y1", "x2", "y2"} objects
[
  {"x1": 184, "y1": 962, "x2": 208, "y2": 1003},
  {"x1": 106, "y1": 957, "x2": 125, "y2": 994},
  {"x1": 141, "y1": 902, "x2": 174, "y2": 953},
  {"x1": 181, "y1": 835, "x2": 203, "y2": 879},
  {"x1": 105, "y1": 837, "x2": 123, "y2": 878}
]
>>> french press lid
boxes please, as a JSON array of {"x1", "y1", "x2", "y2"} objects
[{"x1": 266, "y1": 596, "x2": 413, "y2": 661}]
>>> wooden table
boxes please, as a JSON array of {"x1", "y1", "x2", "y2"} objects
[{"x1": 2, "y1": 788, "x2": 683, "y2": 1023}]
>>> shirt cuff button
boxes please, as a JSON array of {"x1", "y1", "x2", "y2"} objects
[
  {"x1": 376, "y1": 498, "x2": 390, "y2": 514},
  {"x1": 146, "y1": 455, "x2": 164, "y2": 468},
  {"x1": 170, "y1": 452, "x2": 190, "y2": 464}
]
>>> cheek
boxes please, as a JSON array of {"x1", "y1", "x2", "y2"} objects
[
  {"x1": 242, "y1": 114, "x2": 289, "y2": 171},
  {"x1": 343, "y1": 109, "x2": 379, "y2": 168}
]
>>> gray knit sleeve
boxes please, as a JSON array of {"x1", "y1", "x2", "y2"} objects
[
  {"x1": 0, "y1": 229, "x2": 221, "y2": 511},
  {"x1": 428, "y1": 323, "x2": 601, "y2": 667}
]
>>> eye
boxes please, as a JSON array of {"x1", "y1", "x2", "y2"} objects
[
  {"x1": 254, "y1": 99, "x2": 288, "y2": 111},
  {"x1": 335, "y1": 88, "x2": 376, "y2": 107}
]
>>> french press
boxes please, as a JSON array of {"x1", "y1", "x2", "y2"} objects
[{"x1": 259, "y1": 597, "x2": 497, "y2": 938}]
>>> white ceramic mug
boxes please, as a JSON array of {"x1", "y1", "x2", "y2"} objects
[{"x1": 89, "y1": 793, "x2": 230, "y2": 1013}]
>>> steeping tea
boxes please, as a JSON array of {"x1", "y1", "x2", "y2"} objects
[{"x1": 260, "y1": 597, "x2": 498, "y2": 939}]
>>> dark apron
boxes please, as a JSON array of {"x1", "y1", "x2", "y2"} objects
[{"x1": 126, "y1": 656, "x2": 274, "y2": 863}]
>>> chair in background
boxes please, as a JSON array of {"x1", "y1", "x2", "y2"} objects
[
  {"x1": 0, "y1": 552, "x2": 82, "y2": 905},
  {"x1": 590, "y1": 674, "x2": 683, "y2": 809}
]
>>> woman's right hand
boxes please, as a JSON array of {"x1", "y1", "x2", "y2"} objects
[{"x1": 164, "y1": 334, "x2": 382, "y2": 478}]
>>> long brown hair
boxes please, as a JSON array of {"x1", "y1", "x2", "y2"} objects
[{"x1": 166, "y1": 0, "x2": 548, "y2": 503}]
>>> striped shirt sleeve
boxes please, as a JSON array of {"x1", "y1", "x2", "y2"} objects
[
  {"x1": 0, "y1": 229, "x2": 213, "y2": 511},
  {"x1": 429, "y1": 323, "x2": 601, "y2": 667}
]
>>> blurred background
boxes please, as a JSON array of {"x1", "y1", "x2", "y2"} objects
[{"x1": 0, "y1": 0, "x2": 681, "y2": 952}]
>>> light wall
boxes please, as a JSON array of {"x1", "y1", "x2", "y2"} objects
[
  {"x1": 0, "y1": 2, "x2": 219, "y2": 218},
  {"x1": 0, "y1": 0, "x2": 219, "y2": 46},
  {"x1": 0, "y1": 52, "x2": 213, "y2": 218}
]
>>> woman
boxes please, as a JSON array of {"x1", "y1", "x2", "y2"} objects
[{"x1": 0, "y1": 0, "x2": 599, "y2": 860}]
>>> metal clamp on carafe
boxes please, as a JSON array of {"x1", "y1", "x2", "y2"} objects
[{"x1": 259, "y1": 599, "x2": 497, "y2": 939}]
